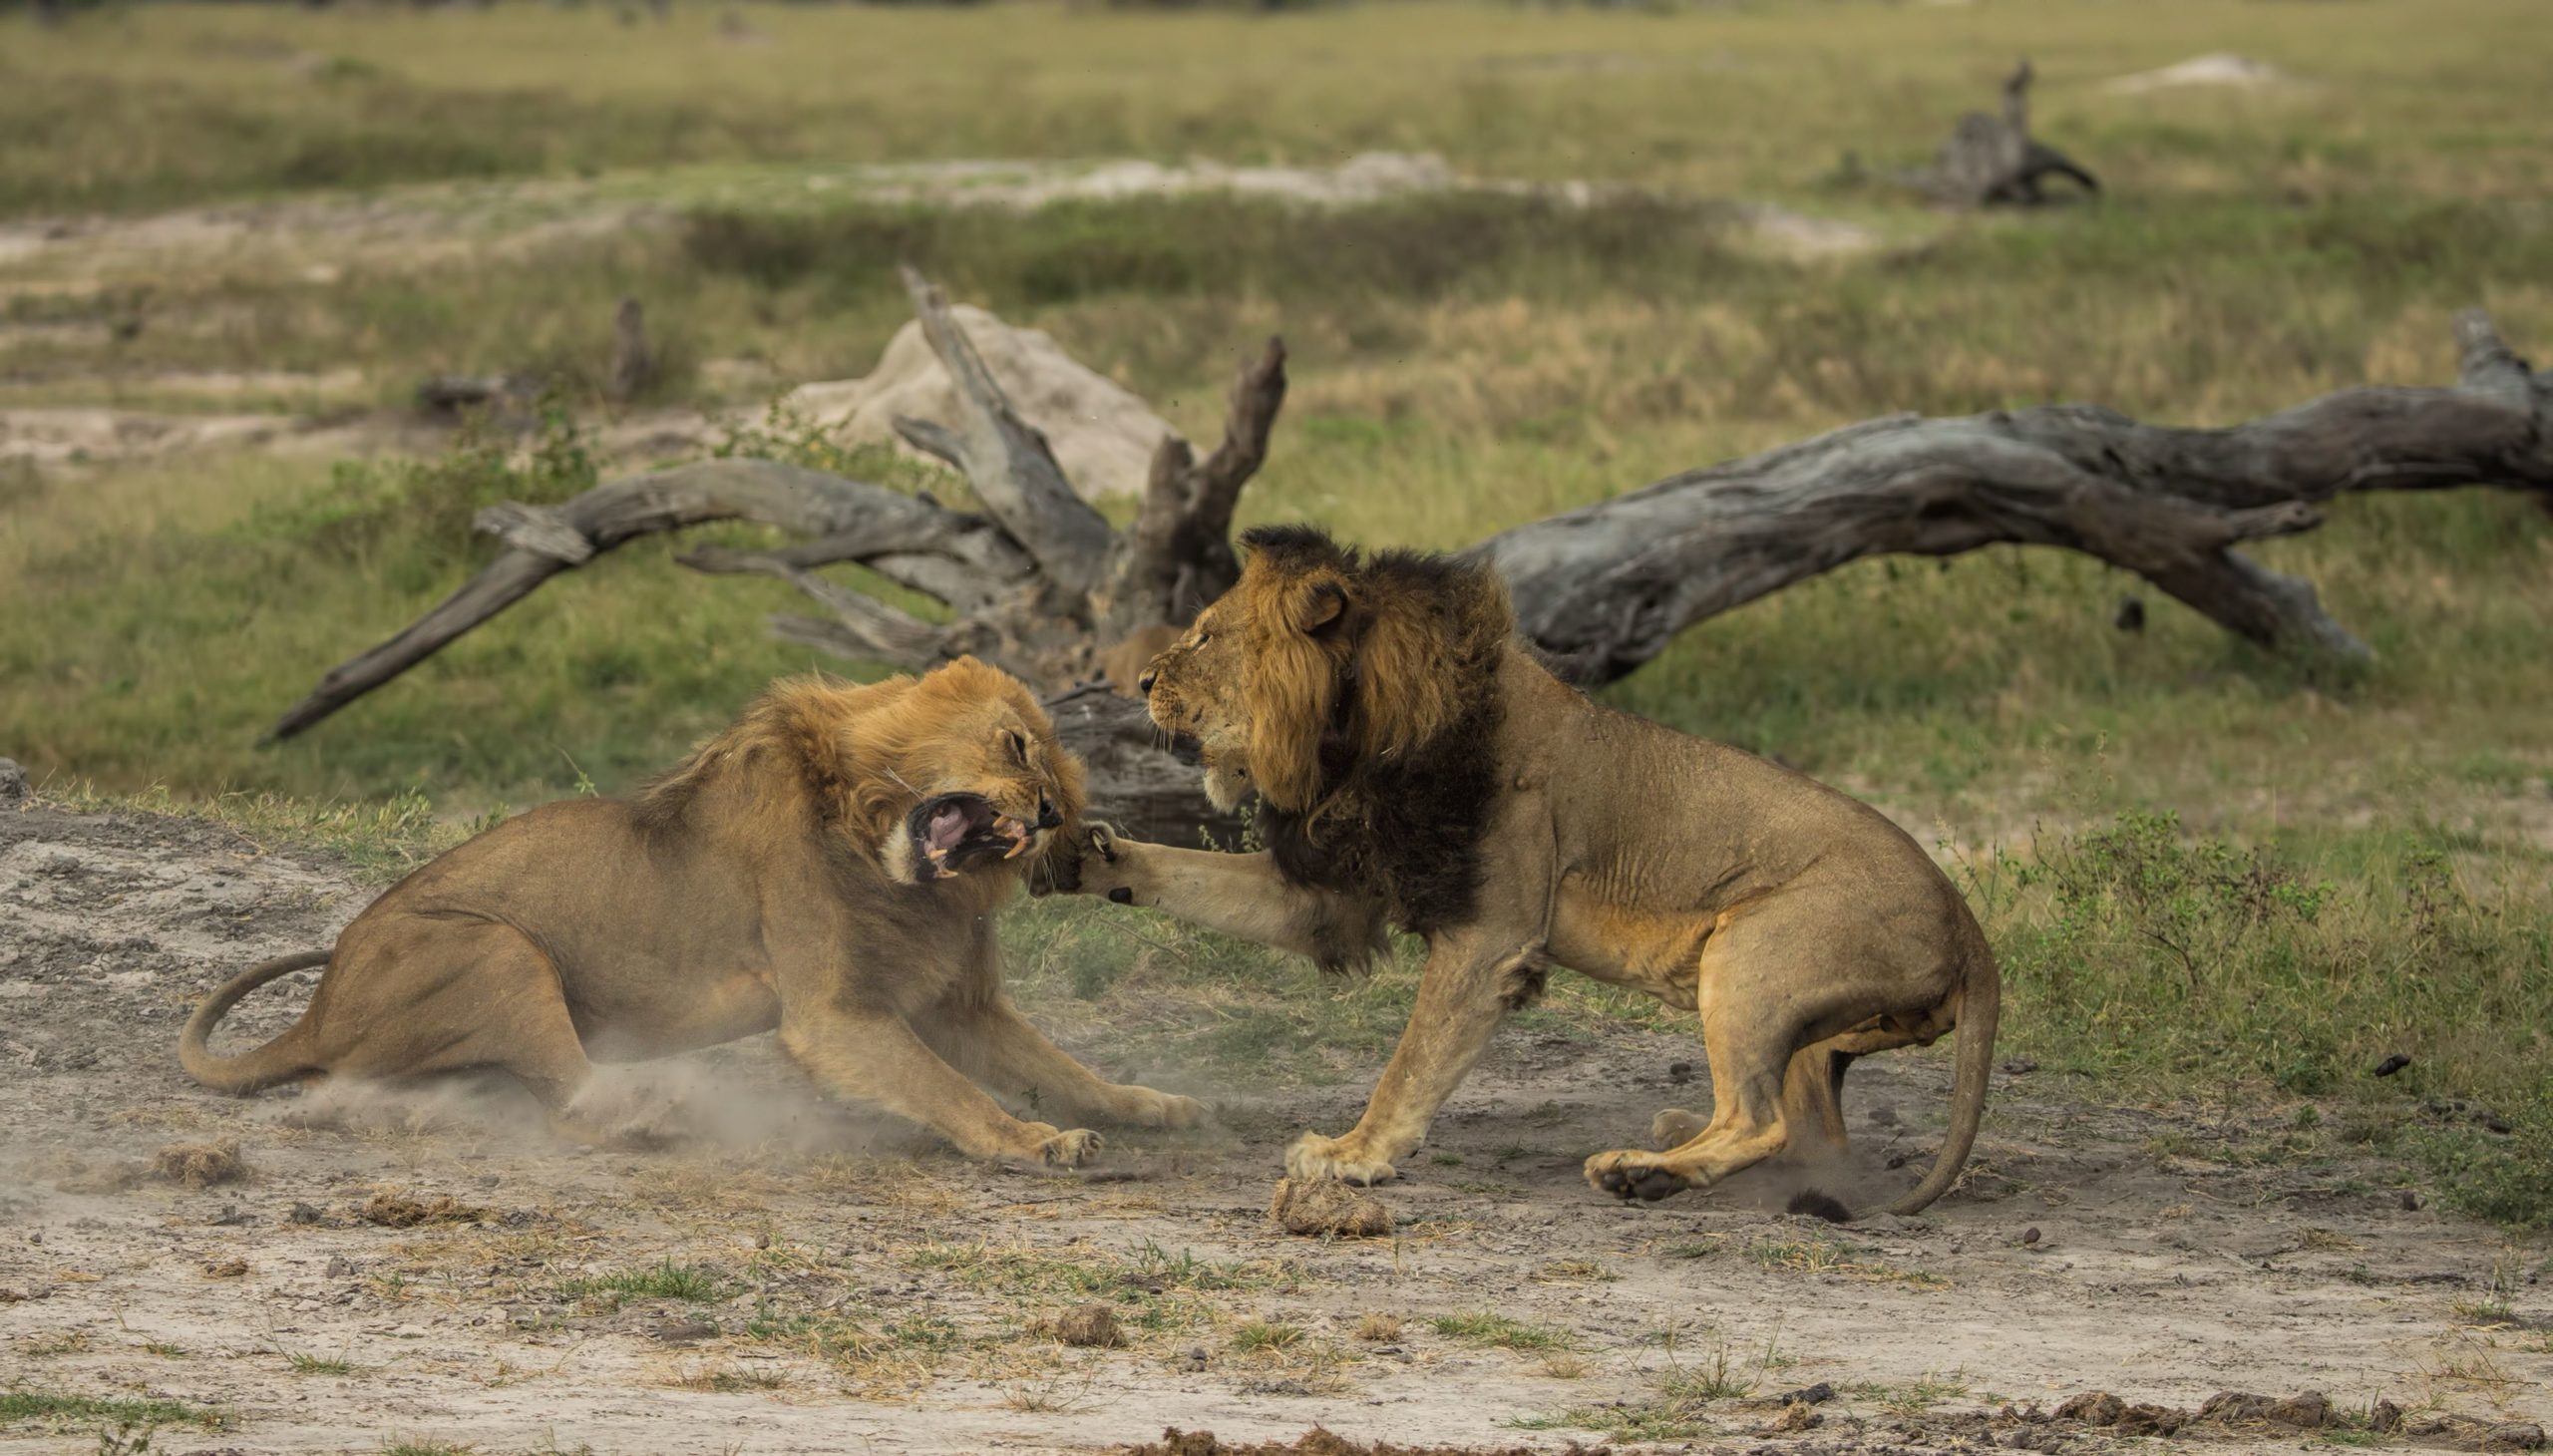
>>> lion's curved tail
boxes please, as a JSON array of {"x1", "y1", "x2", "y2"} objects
[
  {"x1": 1886, "y1": 921, "x2": 2001, "y2": 1218},
  {"x1": 178, "y1": 950, "x2": 329, "y2": 1094}
]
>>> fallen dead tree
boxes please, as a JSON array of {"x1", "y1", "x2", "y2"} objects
[
  {"x1": 1914, "y1": 60, "x2": 2099, "y2": 206},
  {"x1": 1479, "y1": 309, "x2": 2550, "y2": 680},
  {"x1": 271, "y1": 277, "x2": 2551, "y2": 838}
]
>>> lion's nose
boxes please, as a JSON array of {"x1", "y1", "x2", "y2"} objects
[
  {"x1": 1136, "y1": 670, "x2": 1157, "y2": 694},
  {"x1": 1036, "y1": 797, "x2": 1061, "y2": 830}
]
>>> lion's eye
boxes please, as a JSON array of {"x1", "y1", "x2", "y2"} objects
[{"x1": 1004, "y1": 730, "x2": 1028, "y2": 762}]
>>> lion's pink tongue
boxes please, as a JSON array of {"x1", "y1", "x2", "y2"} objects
[{"x1": 927, "y1": 805, "x2": 970, "y2": 853}]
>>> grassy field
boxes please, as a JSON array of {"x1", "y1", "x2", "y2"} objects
[
  {"x1": 4, "y1": 0, "x2": 2550, "y2": 1224},
  {"x1": 5, "y1": 0, "x2": 2551, "y2": 214}
]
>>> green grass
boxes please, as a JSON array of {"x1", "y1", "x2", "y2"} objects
[
  {"x1": 555, "y1": 1259, "x2": 734, "y2": 1306},
  {"x1": 1230, "y1": 1320, "x2": 1305, "y2": 1353},
  {"x1": 1429, "y1": 1312, "x2": 1578, "y2": 1353},
  {"x1": 1965, "y1": 814, "x2": 2553, "y2": 1227},
  {"x1": 284, "y1": 1352, "x2": 357, "y2": 1376},
  {"x1": 6, "y1": 0, "x2": 2550, "y2": 217},
  {"x1": 0, "y1": 1390, "x2": 206, "y2": 1429}
]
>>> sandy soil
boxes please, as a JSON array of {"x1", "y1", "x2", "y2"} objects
[{"x1": 2, "y1": 798, "x2": 2546, "y2": 1456}]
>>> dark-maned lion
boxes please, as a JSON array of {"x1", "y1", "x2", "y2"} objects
[
  {"x1": 1055, "y1": 527, "x2": 1999, "y2": 1214},
  {"x1": 180, "y1": 658, "x2": 1202, "y2": 1166}
]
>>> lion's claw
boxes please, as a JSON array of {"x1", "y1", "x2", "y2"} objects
[{"x1": 1039, "y1": 1128, "x2": 1103, "y2": 1168}]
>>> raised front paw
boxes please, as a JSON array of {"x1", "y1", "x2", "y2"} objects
[
  {"x1": 1038, "y1": 1126, "x2": 1104, "y2": 1168},
  {"x1": 1285, "y1": 1131, "x2": 1397, "y2": 1187},
  {"x1": 1042, "y1": 823, "x2": 1144, "y2": 905},
  {"x1": 1650, "y1": 1108, "x2": 1708, "y2": 1150},
  {"x1": 1585, "y1": 1149, "x2": 1698, "y2": 1203}
]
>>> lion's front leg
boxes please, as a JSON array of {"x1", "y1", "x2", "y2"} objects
[
  {"x1": 779, "y1": 1004, "x2": 1101, "y2": 1169},
  {"x1": 924, "y1": 993, "x2": 1207, "y2": 1132},
  {"x1": 1288, "y1": 932, "x2": 1547, "y2": 1187},
  {"x1": 1050, "y1": 825, "x2": 1387, "y2": 973}
]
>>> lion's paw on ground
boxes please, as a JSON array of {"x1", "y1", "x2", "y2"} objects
[
  {"x1": 1038, "y1": 1127, "x2": 1103, "y2": 1167},
  {"x1": 1585, "y1": 1149, "x2": 1697, "y2": 1202},
  {"x1": 1283, "y1": 1131, "x2": 1397, "y2": 1187}
]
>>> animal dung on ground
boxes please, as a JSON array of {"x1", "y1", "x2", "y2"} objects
[
  {"x1": 2371, "y1": 1053, "x2": 2411, "y2": 1077},
  {"x1": 360, "y1": 1191, "x2": 486, "y2": 1228},
  {"x1": 1765, "y1": 1400, "x2": 1824, "y2": 1433},
  {"x1": 1045, "y1": 1302, "x2": 1126, "y2": 1348},
  {"x1": 2198, "y1": 1391, "x2": 2333, "y2": 1429},
  {"x1": 2054, "y1": 1392, "x2": 2126, "y2": 1425},
  {"x1": 1267, "y1": 1178, "x2": 1393, "y2": 1238},
  {"x1": 152, "y1": 1140, "x2": 248, "y2": 1190},
  {"x1": 1124, "y1": 1426, "x2": 1553, "y2": 1455}
]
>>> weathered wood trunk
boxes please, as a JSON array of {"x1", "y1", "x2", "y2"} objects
[{"x1": 1918, "y1": 60, "x2": 2099, "y2": 206}]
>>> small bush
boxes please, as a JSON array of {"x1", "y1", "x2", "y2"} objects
[{"x1": 1964, "y1": 815, "x2": 2553, "y2": 1226}]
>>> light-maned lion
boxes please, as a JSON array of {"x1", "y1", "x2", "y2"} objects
[
  {"x1": 1055, "y1": 527, "x2": 1999, "y2": 1215},
  {"x1": 180, "y1": 658, "x2": 1203, "y2": 1166}
]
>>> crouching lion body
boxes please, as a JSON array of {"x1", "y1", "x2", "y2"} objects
[
  {"x1": 1058, "y1": 527, "x2": 1999, "y2": 1215},
  {"x1": 180, "y1": 658, "x2": 1201, "y2": 1165}
]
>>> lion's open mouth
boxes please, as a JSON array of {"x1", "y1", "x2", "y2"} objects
[{"x1": 906, "y1": 794, "x2": 1034, "y2": 880}]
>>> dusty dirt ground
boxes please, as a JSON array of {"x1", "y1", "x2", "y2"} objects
[{"x1": 2, "y1": 797, "x2": 2546, "y2": 1455}]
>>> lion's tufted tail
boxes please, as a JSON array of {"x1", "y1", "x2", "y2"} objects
[
  {"x1": 178, "y1": 950, "x2": 329, "y2": 1094},
  {"x1": 1886, "y1": 923, "x2": 2001, "y2": 1218}
]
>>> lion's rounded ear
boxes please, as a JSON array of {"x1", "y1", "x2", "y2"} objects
[{"x1": 1291, "y1": 578, "x2": 1348, "y2": 637}]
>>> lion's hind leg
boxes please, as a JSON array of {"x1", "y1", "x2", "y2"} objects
[
  {"x1": 1656, "y1": 1036, "x2": 1871, "y2": 1158},
  {"x1": 1591, "y1": 910, "x2": 1911, "y2": 1203},
  {"x1": 1590, "y1": 1005, "x2": 1792, "y2": 1202},
  {"x1": 326, "y1": 919, "x2": 606, "y2": 1144}
]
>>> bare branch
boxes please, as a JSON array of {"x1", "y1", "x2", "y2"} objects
[
  {"x1": 266, "y1": 460, "x2": 1028, "y2": 740},
  {"x1": 768, "y1": 613, "x2": 941, "y2": 673},
  {"x1": 1187, "y1": 335, "x2": 1288, "y2": 542},
  {"x1": 898, "y1": 266, "x2": 1115, "y2": 593},
  {"x1": 1476, "y1": 310, "x2": 2552, "y2": 681},
  {"x1": 892, "y1": 415, "x2": 966, "y2": 470},
  {"x1": 1109, "y1": 336, "x2": 1288, "y2": 633},
  {"x1": 474, "y1": 502, "x2": 595, "y2": 563},
  {"x1": 702, "y1": 549, "x2": 951, "y2": 669}
]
